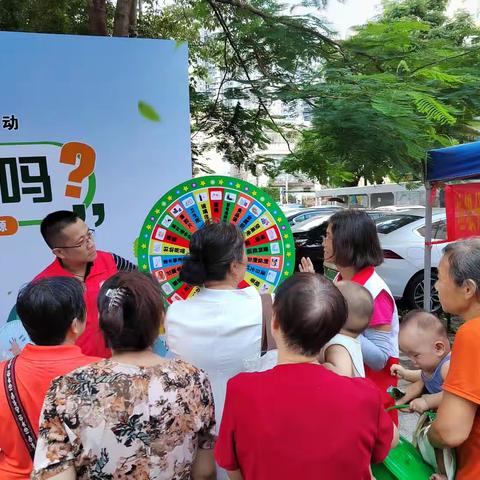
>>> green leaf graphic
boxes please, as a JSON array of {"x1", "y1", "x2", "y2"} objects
[{"x1": 138, "y1": 101, "x2": 161, "y2": 122}]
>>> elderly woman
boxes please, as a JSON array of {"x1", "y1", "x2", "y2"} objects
[
  {"x1": 428, "y1": 239, "x2": 480, "y2": 480},
  {"x1": 32, "y1": 271, "x2": 216, "y2": 480}
]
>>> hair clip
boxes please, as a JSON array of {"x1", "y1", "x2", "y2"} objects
[{"x1": 105, "y1": 287, "x2": 126, "y2": 312}]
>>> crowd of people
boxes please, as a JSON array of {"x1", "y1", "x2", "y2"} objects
[{"x1": 0, "y1": 208, "x2": 479, "y2": 480}]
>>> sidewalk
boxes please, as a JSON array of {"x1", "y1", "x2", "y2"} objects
[
  {"x1": 397, "y1": 353, "x2": 419, "y2": 442},
  {"x1": 399, "y1": 409, "x2": 419, "y2": 442}
]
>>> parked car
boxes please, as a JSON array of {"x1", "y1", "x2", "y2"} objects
[
  {"x1": 280, "y1": 203, "x2": 305, "y2": 213},
  {"x1": 293, "y1": 210, "x2": 388, "y2": 273},
  {"x1": 322, "y1": 209, "x2": 448, "y2": 311},
  {"x1": 293, "y1": 214, "x2": 332, "y2": 273},
  {"x1": 374, "y1": 205, "x2": 425, "y2": 212},
  {"x1": 286, "y1": 206, "x2": 345, "y2": 226},
  {"x1": 374, "y1": 209, "x2": 447, "y2": 311}
]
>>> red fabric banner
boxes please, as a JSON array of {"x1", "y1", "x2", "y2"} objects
[{"x1": 445, "y1": 183, "x2": 480, "y2": 241}]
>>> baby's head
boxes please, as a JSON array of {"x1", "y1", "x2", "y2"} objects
[
  {"x1": 399, "y1": 310, "x2": 450, "y2": 373},
  {"x1": 336, "y1": 281, "x2": 373, "y2": 337}
]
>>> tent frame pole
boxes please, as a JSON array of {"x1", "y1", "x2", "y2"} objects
[{"x1": 423, "y1": 182, "x2": 433, "y2": 311}]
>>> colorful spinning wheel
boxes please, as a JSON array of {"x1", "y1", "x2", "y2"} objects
[{"x1": 137, "y1": 175, "x2": 295, "y2": 304}]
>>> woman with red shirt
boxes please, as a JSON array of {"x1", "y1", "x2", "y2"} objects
[
  {"x1": 215, "y1": 273, "x2": 397, "y2": 480},
  {"x1": 300, "y1": 209, "x2": 400, "y2": 423}
]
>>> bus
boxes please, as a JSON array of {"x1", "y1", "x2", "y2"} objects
[{"x1": 315, "y1": 182, "x2": 443, "y2": 209}]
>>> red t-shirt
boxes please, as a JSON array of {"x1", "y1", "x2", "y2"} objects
[
  {"x1": 0, "y1": 345, "x2": 99, "y2": 480},
  {"x1": 34, "y1": 251, "x2": 118, "y2": 357},
  {"x1": 215, "y1": 363, "x2": 393, "y2": 480}
]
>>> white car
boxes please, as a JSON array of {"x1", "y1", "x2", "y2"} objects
[
  {"x1": 374, "y1": 209, "x2": 448, "y2": 311},
  {"x1": 279, "y1": 204, "x2": 305, "y2": 213},
  {"x1": 287, "y1": 206, "x2": 345, "y2": 226},
  {"x1": 374, "y1": 205, "x2": 426, "y2": 212},
  {"x1": 323, "y1": 209, "x2": 448, "y2": 311}
]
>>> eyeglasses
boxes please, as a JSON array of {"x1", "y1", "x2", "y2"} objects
[{"x1": 54, "y1": 228, "x2": 95, "y2": 249}]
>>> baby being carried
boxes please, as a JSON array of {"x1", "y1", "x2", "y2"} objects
[{"x1": 320, "y1": 280, "x2": 373, "y2": 378}]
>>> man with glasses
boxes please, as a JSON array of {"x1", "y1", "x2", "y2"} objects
[{"x1": 34, "y1": 210, "x2": 136, "y2": 357}]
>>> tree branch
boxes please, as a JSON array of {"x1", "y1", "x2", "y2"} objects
[
  {"x1": 191, "y1": 39, "x2": 231, "y2": 140},
  {"x1": 207, "y1": 0, "x2": 296, "y2": 155},
  {"x1": 211, "y1": 0, "x2": 384, "y2": 72},
  {"x1": 212, "y1": 0, "x2": 340, "y2": 50},
  {"x1": 409, "y1": 46, "x2": 480, "y2": 75}
]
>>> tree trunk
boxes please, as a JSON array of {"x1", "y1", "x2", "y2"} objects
[
  {"x1": 114, "y1": 0, "x2": 134, "y2": 37},
  {"x1": 129, "y1": 0, "x2": 138, "y2": 37},
  {"x1": 88, "y1": 0, "x2": 107, "y2": 36}
]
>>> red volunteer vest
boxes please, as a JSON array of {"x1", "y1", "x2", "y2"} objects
[
  {"x1": 336, "y1": 266, "x2": 400, "y2": 425},
  {"x1": 34, "y1": 251, "x2": 118, "y2": 357}
]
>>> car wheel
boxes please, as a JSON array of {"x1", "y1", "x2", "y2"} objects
[{"x1": 403, "y1": 270, "x2": 441, "y2": 312}]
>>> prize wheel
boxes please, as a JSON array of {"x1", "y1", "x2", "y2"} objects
[{"x1": 137, "y1": 176, "x2": 296, "y2": 305}]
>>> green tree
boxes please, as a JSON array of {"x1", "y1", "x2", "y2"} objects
[
  {"x1": 3, "y1": 0, "x2": 477, "y2": 185},
  {"x1": 148, "y1": 0, "x2": 338, "y2": 173},
  {"x1": 0, "y1": 0, "x2": 90, "y2": 34},
  {"x1": 283, "y1": 0, "x2": 480, "y2": 185}
]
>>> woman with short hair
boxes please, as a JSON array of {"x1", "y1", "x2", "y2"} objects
[
  {"x1": 32, "y1": 271, "x2": 216, "y2": 480},
  {"x1": 300, "y1": 209, "x2": 400, "y2": 422},
  {"x1": 429, "y1": 239, "x2": 480, "y2": 479},
  {"x1": 215, "y1": 273, "x2": 398, "y2": 480}
]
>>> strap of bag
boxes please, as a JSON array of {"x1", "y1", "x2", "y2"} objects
[
  {"x1": 413, "y1": 412, "x2": 451, "y2": 478},
  {"x1": 260, "y1": 294, "x2": 276, "y2": 354},
  {"x1": 434, "y1": 448, "x2": 448, "y2": 477},
  {"x1": 3, "y1": 356, "x2": 37, "y2": 459},
  {"x1": 412, "y1": 411, "x2": 430, "y2": 448}
]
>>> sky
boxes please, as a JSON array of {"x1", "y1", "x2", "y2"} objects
[{"x1": 318, "y1": 0, "x2": 480, "y2": 38}]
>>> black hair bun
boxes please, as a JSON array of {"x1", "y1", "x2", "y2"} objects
[{"x1": 180, "y1": 256, "x2": 207, "y2": 286}]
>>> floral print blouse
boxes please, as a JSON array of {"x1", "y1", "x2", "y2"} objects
[{"x1": 31, "y1": 359, "x2": 216, "y2": 479}]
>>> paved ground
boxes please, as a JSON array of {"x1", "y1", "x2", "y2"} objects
[
  {"x1": 397, "y1": 353, "x2": 420, "y2": 442},
  {"x1": 399, "y1": 408, "x2": 419, "y2": 442}
]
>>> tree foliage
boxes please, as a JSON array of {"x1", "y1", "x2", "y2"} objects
[
  {"x1": 0, "y1": 0, "x2": 91, "y2": 34},
  {"x1": 1, "y1": 0, "x2": 479, "y2": 185},
  {"x1": 283, "y1": 0, "x2": 480, "y2": 185}
]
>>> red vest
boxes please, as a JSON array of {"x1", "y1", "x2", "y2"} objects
[{"x1": 34, "y1": 251, "x2": 118, "y2": 357}]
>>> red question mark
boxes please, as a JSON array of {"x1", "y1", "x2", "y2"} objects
[{"x1": 59, "y1": 142, "x2": 96, "y2": 198}]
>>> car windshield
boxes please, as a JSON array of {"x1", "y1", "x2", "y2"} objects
[
  {"x1": 375, "y1": 214, "x2": 422, "y2": 234},
  {"x1": 292, "y1": 214, "x2": 331, "y2": 233},
  {"x1": 286, "y1": 210, "x2": 306, "y2": 220}
]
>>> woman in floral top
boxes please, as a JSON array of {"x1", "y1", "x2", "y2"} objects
[{"x1": 32, "y1": 271, "x2": 216, "y2": 480}]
